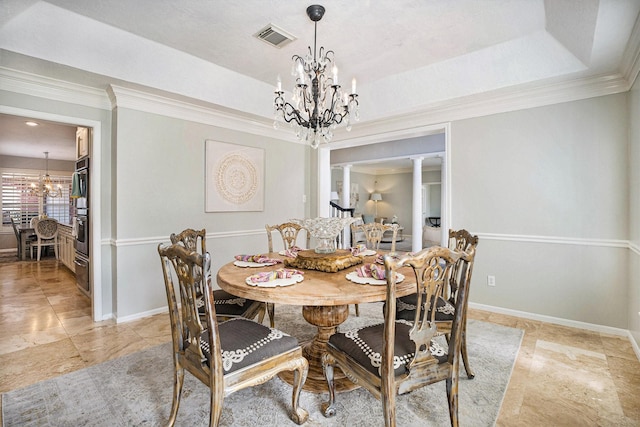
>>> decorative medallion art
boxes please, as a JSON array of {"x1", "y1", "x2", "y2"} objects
[{"x1": 205, "y1": 140, "x2": 264, "y2": 212}]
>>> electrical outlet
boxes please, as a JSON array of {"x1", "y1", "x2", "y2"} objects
[
  {"x1": 487, "y1": 275, "x2": 496, "y2": 287},
  {"x1": 302, "y1": 194, "x2": 307, "y2": 203}
]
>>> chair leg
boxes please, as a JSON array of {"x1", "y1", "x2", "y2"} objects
[
  {"x1": 321, "y1": 353, "x2": 337, "y2": 418},
  {"x1": 354, "y1": 304, "x2": 360, "y2": 316},
  {"x1": 166, "y1": 364, "x2": 185, "y2": 427},
  {"x1": 381, "y1": 382, "x2": 397, "y2": 427},
  {"x1": 37, "y1": 244, "x2": 41, "y2": 261},
  {"x1": 209, "y1": 382, "x2": 224, "y2": 427},
  {"x1": 266, "y1": 302, "x2": 275, "y2": 328},
  {"x1": 54, "y1": 242, "x2": 59, "y2": 259},
  {"x1": 289, "y1": 357, "x2": 310, "y2": 425},
  {"x1": 446, "y1": 373, "x2": 460, "y2": 427},
  {"x1": 460, "y1": 321, "x2": 475, "y2": 379}
]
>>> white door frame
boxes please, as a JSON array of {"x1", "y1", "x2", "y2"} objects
[
  {"x1": 318, "y1": 123, "x2": 451, "y2": 246},
  {"x1": 0, "y1": 106, "x2": 103, "y2": 321}
]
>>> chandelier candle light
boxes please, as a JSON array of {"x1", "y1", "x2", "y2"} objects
[
  {"x1": 273, "y1": 4, "x2": 359, "y2": 148},
  {"x1": 29, "y1": 151, "x2": 62, "y2": 198}
]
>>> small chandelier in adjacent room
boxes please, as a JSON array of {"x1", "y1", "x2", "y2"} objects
[
  {"x1": 28, "y1": 151, "x2": 62, "y2": 198},
  {"x1": 273, "y1": 4, "x2": 359, "y2": 148}
]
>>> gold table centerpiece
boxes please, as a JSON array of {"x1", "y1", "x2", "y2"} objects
[{"x1": 283, "y1": 249, "x2": 363, "y2": 273}]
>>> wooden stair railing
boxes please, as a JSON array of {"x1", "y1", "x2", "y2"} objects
[{"x1": 329, "y1": 201, "x2": 354, "y2": 249}]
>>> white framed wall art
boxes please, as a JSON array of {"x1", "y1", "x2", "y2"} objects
[{"x1": 205, "y1": 140, "x2": 265, "y2": 212}]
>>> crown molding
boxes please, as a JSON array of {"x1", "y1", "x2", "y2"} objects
[
  {"x1": 337, "y1": 71, "x2": 631, "y2": 142},
  {"x1": 1, "y1": 65, "x2": 633, "y2": 146},
  {"x1": 107, "y1": 85, "x2": 299, "y2": 143},
  {"x1": 621, "y1": 12, "x2": 640, "y2": 86},
  {"x1": 0, "y1": 67, "x2": 111, "y2": 110}
]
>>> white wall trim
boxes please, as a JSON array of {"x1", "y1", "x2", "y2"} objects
[
  {"x1": 336, "y1": 72, "x2": 630, "y2": 142},
  {"x1": 4, "y1": 66, "x2": 632, "y2": 152},
  {"x1": 469, "y1": 302, "x2": 628, "y2": 336},
  {"x1": 470, "y1": 302, "x2": 640, "y2": 362},
  {"x1": 111, "y1": 229, "x2": 266, "y2": 247},
  {"x1": 630, "y1": 242, "x2": 640, "y2": 256},
  {"x1": 0, "y1": 67, "x2": 111, "y2": 110},
  {"x1": 631, "y1": 331, "x2": 640, "y2": 362},
  {"x1": 475, "y1": 232, "x2": 629, "y2": 249},
  {"x1": 107, "y1": 85, "x2": 298, "y2": 143},
  {"x1": 115, "y1": 305, "x2": 168, "y2": 324}
]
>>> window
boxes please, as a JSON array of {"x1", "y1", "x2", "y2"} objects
[{"x1": 2, "y1": 171, "x2": 73, "y2": 227}]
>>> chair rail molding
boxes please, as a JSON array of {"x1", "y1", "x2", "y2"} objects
[
  {"x1": 111, "y1": 229, "x2": 266, "y2": 247},
  {"x1": 475, "y1": 232, "x2": 629, "y2": 249}
]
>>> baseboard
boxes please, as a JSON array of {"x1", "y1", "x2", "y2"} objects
[
  {"x1": 629, "y1": 330, "x2": 640, "y2": 362},
  {"x1": 114, "y1": 305, "x2": 168, "y2": 324},
  {"x1": 469, "y1": 302, "x2": 630, "y2": 336}
]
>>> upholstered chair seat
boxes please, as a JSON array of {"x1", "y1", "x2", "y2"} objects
[
  {"x1": 327, "y1": 320, "x2": 449, "y2": 378},
  {"x1": 200, "y1": 318, "x2": 300, "y2": 372}
]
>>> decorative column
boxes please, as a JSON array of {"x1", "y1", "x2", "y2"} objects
[
  {"x1": 341, "y1": 165, "x2": 352, "y2": 248},
  {"x1": 412, "y1": 157, "x2": 423, "y2": 252},
  {"x1": 439, "y1": 155, "x2": 446, "y2": 246}
]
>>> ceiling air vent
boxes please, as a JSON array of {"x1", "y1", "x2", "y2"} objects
[{"x1": 254, "y1": 24, "x2": 296, "y2": 48}]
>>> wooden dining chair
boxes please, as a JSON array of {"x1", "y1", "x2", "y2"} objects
[
  {"x1": 266, "y1": 222, "x2": 310, "y2": 253},
  {"x1": 158, "y1": 242, "x2": 309, "y2": 426},
  {"x1": 349, "y1": 222, "x2": 399, "y2": 316},
  {"x1": 322, "y1": 245, "x2": 473, "y2": 427},
  {"x1": 170, "y1": 228, "x2": 266, "y2": 324},
  {"x1": 350, "y1": 222, "x2": 398, "y2": 253},
  {"x1": 394, "y1": 229, "x2": 479, "y2": 378},
  {"x1": 33, "y1": 218, "x2": 59, "y2": 261},
  {"x1": 11, "y1": 216, "x2": 33, "y2": 259},
  {"x1": 264, "y1": 222, "x2": 310, "y2": 326}
]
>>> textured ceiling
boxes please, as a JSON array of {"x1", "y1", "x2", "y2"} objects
[{"x1": 1, "y1": 0, "x2": 640, "y2": 163}]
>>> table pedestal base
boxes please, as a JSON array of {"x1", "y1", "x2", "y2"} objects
[{"x1": 279, "y1": 304, "x2": 358, "y2": 394}]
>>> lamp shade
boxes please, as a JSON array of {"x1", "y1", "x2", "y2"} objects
[
  {"x1": 330, "y1": 191, "x2": 339, "y2": 201},
  {"x1": 370, "y1": 192, "x2": 382, "y2": 201}
]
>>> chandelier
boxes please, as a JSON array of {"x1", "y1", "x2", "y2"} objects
[
  {"x1": 28, "y1": 152, "x2": 62, "y2": 198},
  {"x1": 273, "y1": 4, "x2": 359, "y2": 148}
]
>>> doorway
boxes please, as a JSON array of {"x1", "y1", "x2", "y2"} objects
[
  {"x1": 0, "y1": 105, "x2": 103, "y2": 321},
  {"x1": 319, "y1": 123, "x2": 451, "y2": 250}
]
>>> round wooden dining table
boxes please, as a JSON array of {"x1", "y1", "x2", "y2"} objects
[{"x1": 216, "y1": 250, "x2": 415, "y2": 394}]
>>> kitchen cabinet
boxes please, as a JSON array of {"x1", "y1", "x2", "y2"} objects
[{"x1": 58, "y1": 224, "x2": 76, "y2": 273}]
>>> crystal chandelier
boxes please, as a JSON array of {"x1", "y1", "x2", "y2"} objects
[
  {"x1": 28, "y1": 152, "x2": 62, "y2": 198},
  {"x1": 273, "y1": 4, "x2": 359, "y2": 148}
]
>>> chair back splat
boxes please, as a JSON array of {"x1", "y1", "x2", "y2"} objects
[
  {"x1": 266, "y1": 222, "x2": 310, "y2": 252},
  {"x1": 33, "y1": 218, "x2": 59, "y2": 261},
  {"x1": 395, "y1": 228, "x2": 479, "y2": 379},
  {"x1": 264, "y1": 222, "x2": 310, "y2": 326},
  {"x1": 351, "y1": 222, "x2": 399, "y2": 252},
  {"x1": 170, "y1": 228, "x2": 266, "y2": 324},
  {"x1": 322, "y1": 245, "x2": 476, "y2": 427},
  {"x1": 158, "y1": 242, "x2": 309, "y2": 426}
]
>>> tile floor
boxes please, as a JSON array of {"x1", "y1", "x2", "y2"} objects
[{"x1": 0, "y1": 257, "x2": 639, "y2": 426}]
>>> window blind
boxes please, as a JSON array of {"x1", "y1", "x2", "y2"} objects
[{"x1": 2, "y1": 171, "x2": 73, "y2": 226}]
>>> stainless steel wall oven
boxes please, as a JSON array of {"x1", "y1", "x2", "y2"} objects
[{"x1": 74, "y1": 158, "x2": 90, "y2": 297}]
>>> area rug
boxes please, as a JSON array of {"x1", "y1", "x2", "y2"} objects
[{"x1": 2, "y1": 303, "x2": 523, "y2": 426}]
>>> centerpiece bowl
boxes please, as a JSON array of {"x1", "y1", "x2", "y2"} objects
[{"x1": 290, "y1": 217, "x2": 357, "y2": 254}]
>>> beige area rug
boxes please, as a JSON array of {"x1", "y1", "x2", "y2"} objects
[{"x1": 2, "y1": 303, "x2": 523, "y2": 426}]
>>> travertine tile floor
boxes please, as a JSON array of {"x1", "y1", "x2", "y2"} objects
[{"x1": 1, "y1": 258, "x2": 639, "y2": 426}]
